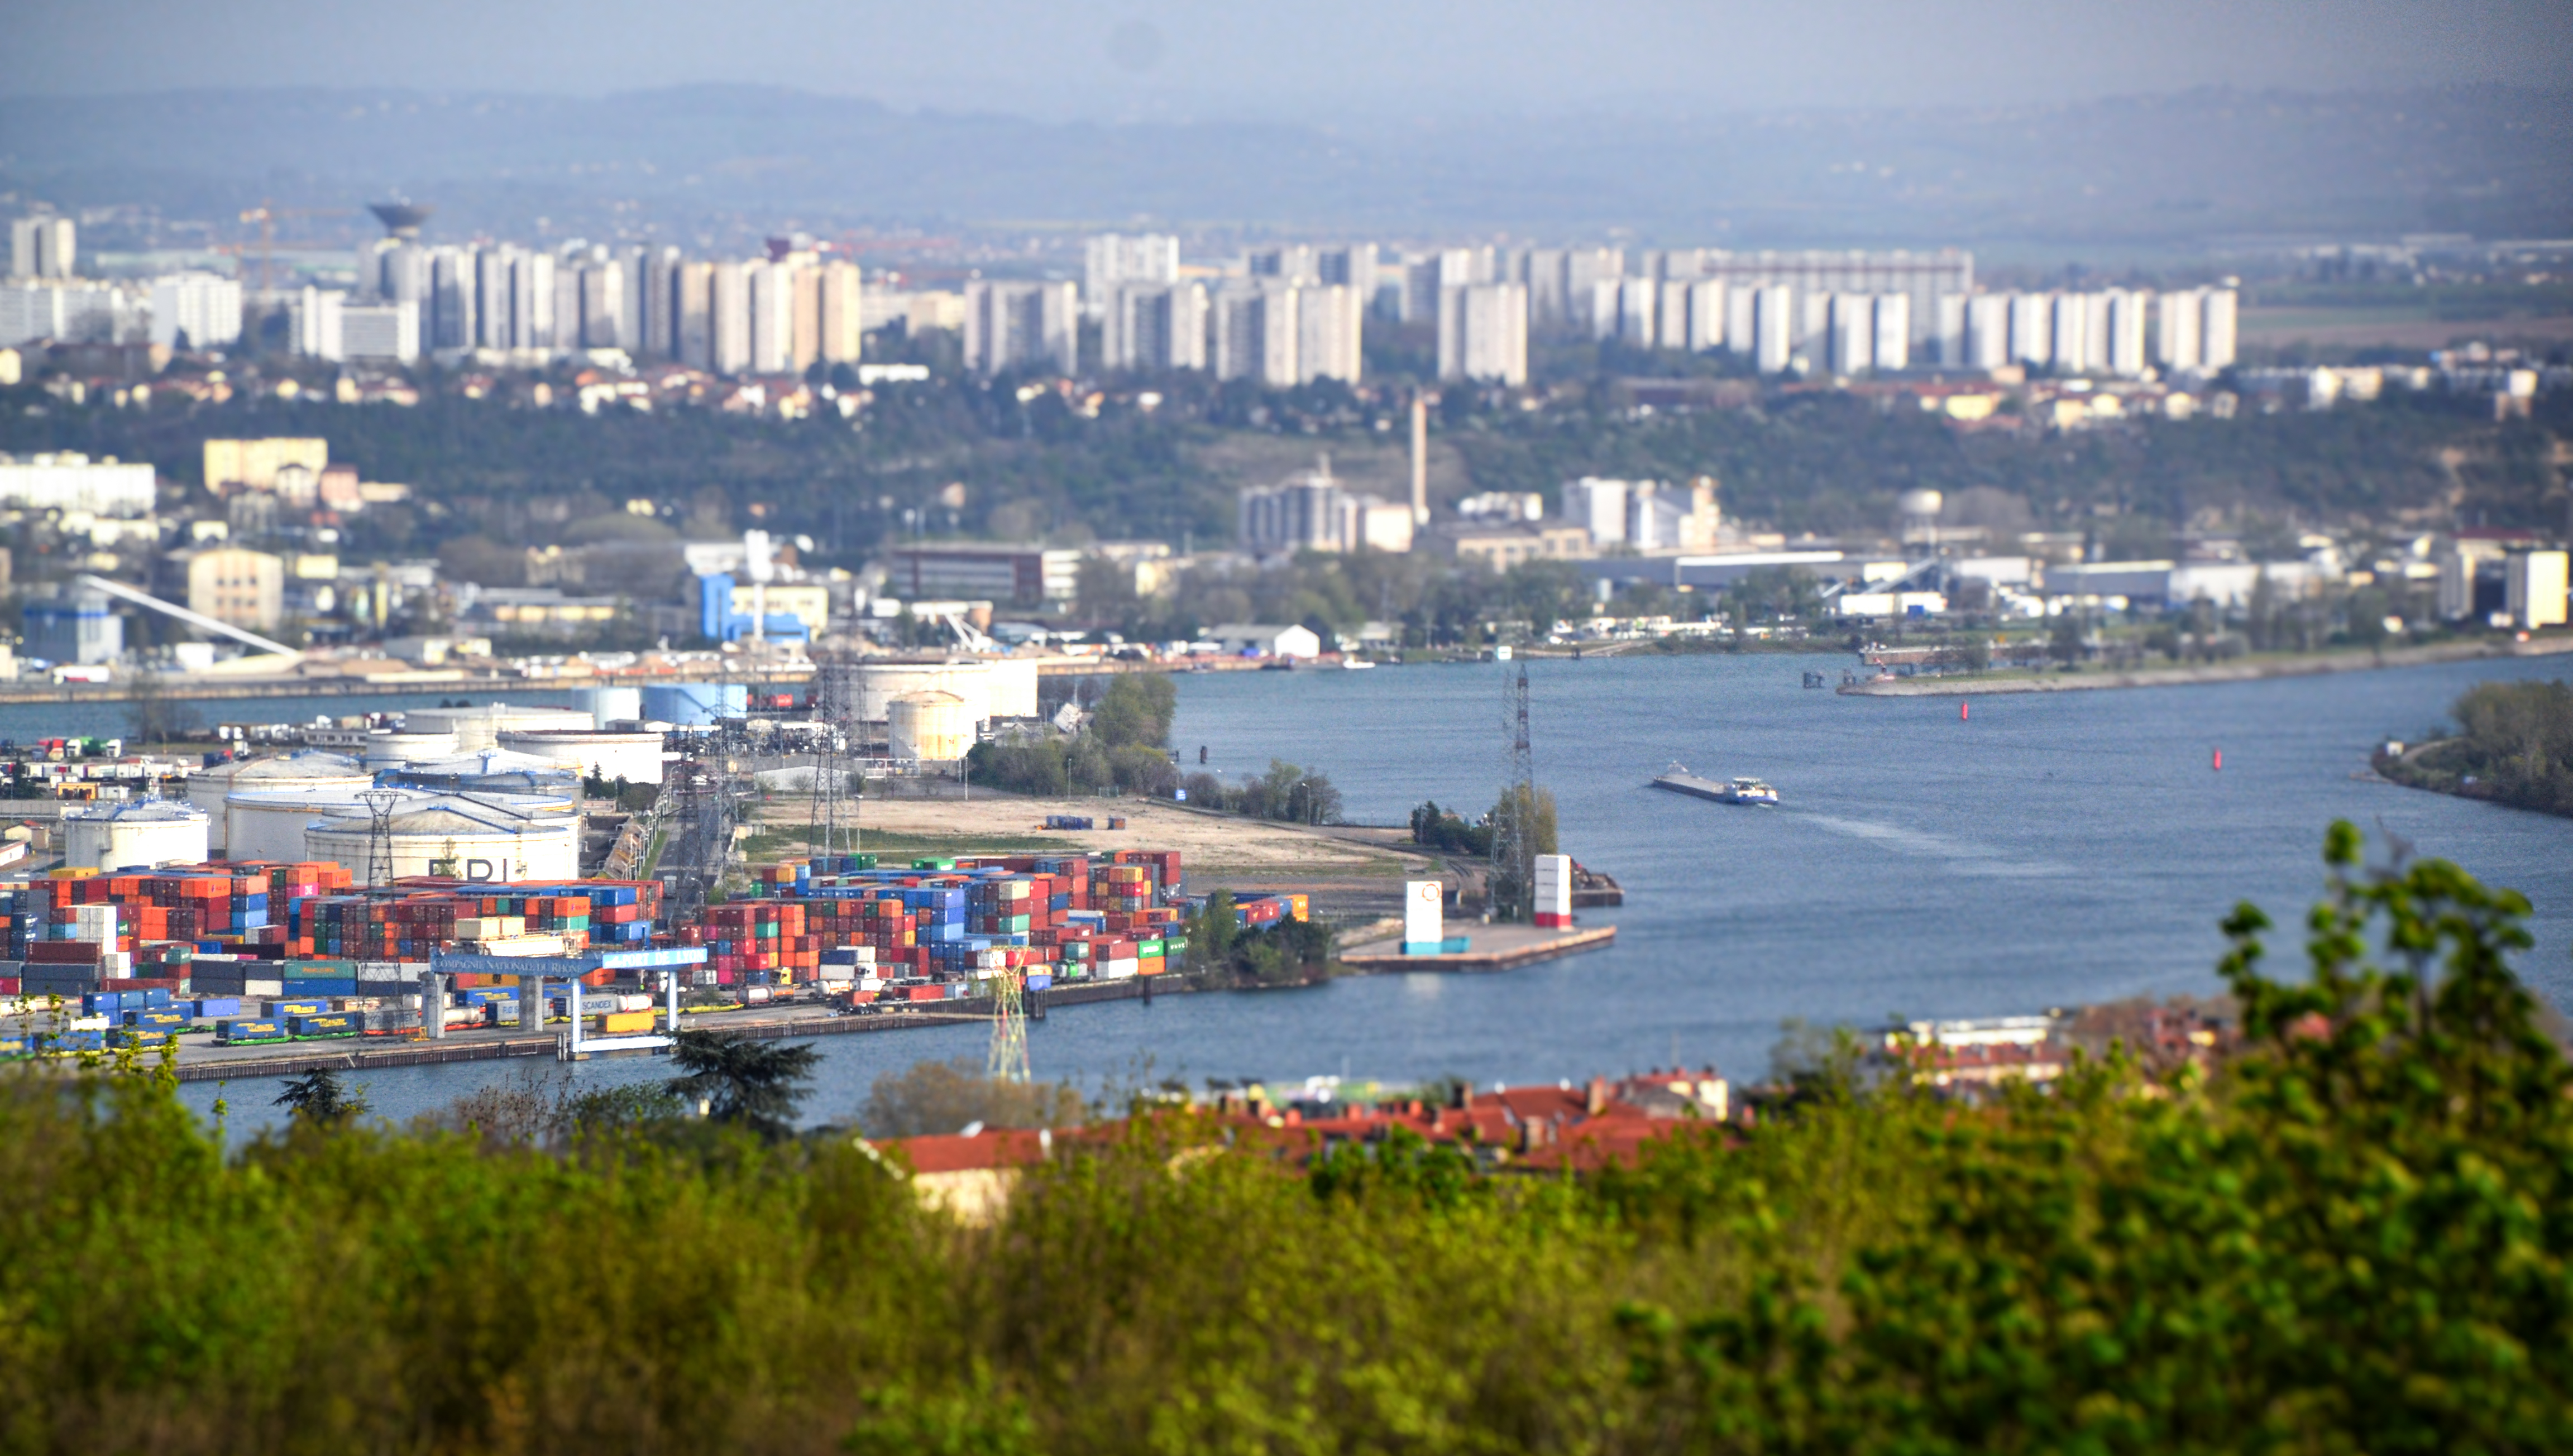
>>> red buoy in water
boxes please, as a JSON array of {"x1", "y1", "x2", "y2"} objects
[
  {"x1": 1960, "y1": 702, "x2": 1969, "y2": 721},
  {"x1": 2213, "y1": 748, "x2": 2223, "y2": 771}
]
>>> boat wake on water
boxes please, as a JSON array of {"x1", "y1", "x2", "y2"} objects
[{"x1": 1792, "y1": 812, "x2": 2070, "y2": 879}]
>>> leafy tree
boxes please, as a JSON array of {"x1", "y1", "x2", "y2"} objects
[
  {"x1": 858, "y1": 1058, "x2": 1084, "y2": 1138},
  {"x1": 668, "y1": 1028, "x2": 819, "y2": 1141},
  {"x1": 2383, "y1": 677, "x2": 2573, "y2": 816},
  {"x1": 274, "y1": 1067, "x2": 368, "y2": 1127}
]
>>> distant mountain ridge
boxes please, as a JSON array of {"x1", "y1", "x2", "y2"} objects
[{"x1": 3, "y1": 82, "x2": 2564, "y2": 252}]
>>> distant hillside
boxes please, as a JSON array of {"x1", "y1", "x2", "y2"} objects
[{"x1": 3, "y1": 83, "x2": 2566, "y2": 251}]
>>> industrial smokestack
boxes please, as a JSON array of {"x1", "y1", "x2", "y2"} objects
[{"x1": 1410, "y1": 393, "x2": 1429, "y2": 525}]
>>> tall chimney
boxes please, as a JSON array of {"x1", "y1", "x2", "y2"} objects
[{"x1": 1409, "y1": 393, "x2": 1429, "y2": 525}]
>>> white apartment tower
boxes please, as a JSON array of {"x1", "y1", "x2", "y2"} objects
[
  {"x1": 710, "y1": 261, "x2": 751, "y2": 375},
  {"x1": 747, "y1": 260, "x2": 796, "y2": 373},
  {"x1": 9, "y1": 217, "x2": 75, "y2": 279},
  {"x1": 1104, "y1": 282, "x2": 1208, "y2": 373},
  {"x1": 677, "y1": 261, "x2": 715, "y2": 370},
  {"x1": 1083, "y1": 234, "x2": 1179, "y2": 318},
  {"x1": 147, "y1": 273, "x2": 242, "y2": 349},
  {"x1": 1437, "y1": 282, "x2": 1528, "y2": 385},
  {"x1": 2156, "y1": 288, "x2": 2237, "y2": 371},
  {"x1": 963, "y1": 279, "x2": 1079, "y2": 375}
]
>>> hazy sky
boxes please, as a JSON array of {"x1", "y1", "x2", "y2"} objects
[{"x1": 15, "y1": 0, "x2": 2571, "y2": 121}]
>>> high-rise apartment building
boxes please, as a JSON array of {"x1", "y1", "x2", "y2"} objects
[
  {"x1": 2201, "y1": 288, "x2": 2237, "y2": 370},
  {"x1": 1316, "y1": 246, "x2": 1376, "y2": 305},
  {"x1": 1437, "y1": 282, "x2": 1527, "y2": 385},
  {"x1": 2107, "y1": 290, "x2": 2149, "y2": 376},
  {"x1": 1829, "y1": 294, "x2": 1874, "y2": 374},
  {"x1": 2156, "y1": 288, "x2": 2240, "y2": 372},
  {"x1": 1214, "y1": 286, "x2": 1299, "y2": 386},
  {"x1": 1934, "y1": 294, "x2": 1969, "y2": 367},
  {"x1": 640, "y1": 247, "x2": 680, "y2": 357},
  {"x1": 747, "y1": 260, "x2": 796, "y2": 374},
  {"x1": 2008, "y1": 292, "x2": 2052, "y2": 368},
  {"x1": 2050, "y1": 294, "x2": 2089, "y2": 373},
  {"x1": 511, "y1": 251, "x2": 554, "y2": 351},
  {"x1": 1104, "y1": 283, "x2": 1207, "y2": 373},
  {"x1": 710, "y1": 261, "x2": 751, "y2": 375},
  {"x1": 1752, "y1": 285, "x2": 1795, "y2": 373},
  {"x1": 147, "y1": 273, "x2": 242, "y2": 349},
  {"x1": 427, "y1": 247, "x2": 475, "y2": 350},
  {"x1": 677, "y1": 262, "x2": 714, "y2": 370},
  {"x1": 1084, "y1": 234, "x2": 1179, "y2": 318},
  {"x1": 813, "y1": 259, "x2": 863, "y2": 366},
  {"x1": 579, "y1": 258, "x2": 625, "y2": 349},
  {"x1": 1872, "y1": 294, "x2": 1910, "y2": 371},
  {"x1": 963, "y1": 280, "x2": 1079, "y2": 375},
  {"x1": 1295, "y1": 284, "x2": 1364, "y2": 384},
  {"x1": 9, "y1": 217, "x2": 75, "y2": 279},
  {"x1": 293, "y1": 286, "x2": 343, "y2": 360},
  {"x1": 1239, "y1": 462, "x2": 1413, "y2": 555},
  {"x1": 474, "y1": 248, "x2": 514, "y2": 350},
  {"x1": 1247, "y1": 245, "x2": 1317, "y2": 283},
  {"x1": 1964, "y1": 294, "x2": 2009, "y2": 370},
  {"x1": 340, "y1": 300, "x2": 419, "y2": 362}
]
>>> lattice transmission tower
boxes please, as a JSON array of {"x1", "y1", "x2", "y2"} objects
[
  {"x1": 987, "y1": 971, "x2": 1030, "y2": 1084},
  {"x1": 358, "y1": 789, "x2": 400, "y2": 889},
  {"x1": 806, "y1": 654, "x2": 856, "y2": 859}
]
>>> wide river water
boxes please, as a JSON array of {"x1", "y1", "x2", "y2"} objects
[{"x1": 25, "y1": 655, "x2": 2558, "y2": 1138}]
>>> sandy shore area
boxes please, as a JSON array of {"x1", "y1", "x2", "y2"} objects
[{"x1": 1840, "y1": 634, "x2": 2573, "y2": 697}]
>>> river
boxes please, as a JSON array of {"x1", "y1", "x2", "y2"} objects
[{"x1": 107, "y1": 652, "x2": 2573, "y2": 1137}]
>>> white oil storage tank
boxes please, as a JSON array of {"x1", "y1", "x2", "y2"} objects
[
  {"x1": 841, "y1": 659, "x2": 992, "y2": 725},
  {"x1": 401, "y1": 703, "x2": 597, "y2": 752},
  {"x1": 639, "y1": 683, "x2": 748, "y2": 726},
  {"x1": 364, "y1": 727, "x2": 459, "y2": 770},
  {"x1": 494, "y1": 729, "x2": 668, "y2": 785},
  {"x1": 585, "y1": 685, "x2": 643, "y2": 726},
  {"x1": 228, "y1": 784, "x2": 575, "y2": 865},
  {"x1": 184, "y1": 750, "x2": 372, "y2": 852},
  {"x1": 984, "y1": 657, "x2": 1040, "y2": 720},
  {"x1": 888, "y1": 690, "x2": 974, "y2": 761},
  {"x1": 304, "y1": 801, "x2": 580, "y2": 883},
  {"x1": 63, "y1": 799, "x2": 211, "y2": 870}
]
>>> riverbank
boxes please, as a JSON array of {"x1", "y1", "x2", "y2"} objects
[{"x1": 1838, "y1": 633, "x2": 2573, "y2": 697}]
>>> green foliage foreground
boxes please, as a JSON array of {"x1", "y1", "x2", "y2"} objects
[{"x1": 3, "y1": 822, "x2": 2569, "y2": 1453}]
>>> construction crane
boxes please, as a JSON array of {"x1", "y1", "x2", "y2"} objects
[
  {"x1": 75, "y1": 574, "x2": 301, "y2": 674},
  {"x1": 230, "y1": 200, "x2": 354, "y2": 294}
]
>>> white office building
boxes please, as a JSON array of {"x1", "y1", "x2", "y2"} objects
[
  {"x1": 1084, "y1": 233, "x2": 1179, "y2": 318},
  {"x1": 963, "y1": 279, "x2": 1079, "y2": 375},
  {"x1": 1437, "y1": 282, "x2": 1527, "y2": 385}
]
